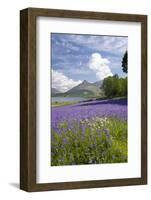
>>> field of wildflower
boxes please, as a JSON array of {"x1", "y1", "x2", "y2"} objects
[{"x1": 51, "y1": 98, "x2": 127, "y2": 166}]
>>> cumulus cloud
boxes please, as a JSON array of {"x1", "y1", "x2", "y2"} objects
[
  {"x1": 52, "y1": 69, "x2": 82, "y2": 92},
  {"x1": 88, "y1": 53, "x2": 113, "y2": 80}
]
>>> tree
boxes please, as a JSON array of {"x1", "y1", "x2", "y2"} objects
[
  {"x1": 102, "y1": 75, "x2": 127, "y2": 98},
  {"x1": 122, "y1": 51, "x2": 128, "y2": 73},
  {"x1": 102, "y1": 76, "x2": 114, "y2": 98},
  {"x1": 118, "y1": 77, "x2": 127, "y2": 96}
]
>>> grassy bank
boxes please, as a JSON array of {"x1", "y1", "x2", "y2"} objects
[{"x1": 51, "y1": 101, "x2": 77, "y2": 107}]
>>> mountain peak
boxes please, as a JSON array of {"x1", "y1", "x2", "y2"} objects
[
  {"x1": 53, "y1": 79, "x2": 104, "y2": 98},
  {"x1": 82, "y1": 80, "x2": 89, "y2": 84}
]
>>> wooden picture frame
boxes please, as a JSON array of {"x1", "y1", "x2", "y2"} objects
[{"x1": 20, "y1": 7, "x2": 147, "y2": 192}]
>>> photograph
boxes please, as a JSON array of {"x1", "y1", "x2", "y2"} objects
[{"x1": 51, "y1": 33, "x2": 128, "y2": 166}]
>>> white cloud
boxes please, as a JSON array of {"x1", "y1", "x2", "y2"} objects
[
  {"x1": 69, "y1": 35, "x2": 127, "y2": 54},
  {"x1": 52, "y1": 69, "x2": 82, "y2": 92},
  {"x1": 88, "y1": 53, "x2": 113, "y2": 80}
]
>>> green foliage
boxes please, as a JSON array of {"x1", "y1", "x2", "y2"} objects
[
  {"x1": 122, "y1": 51, "x2": 128, "y2": 73},
  {"x1": 102, "y1": 75, "x2": 127, "y2": 98},
  {"x1": 51, "y1": 117, "x2": 127, "y2": 166}
]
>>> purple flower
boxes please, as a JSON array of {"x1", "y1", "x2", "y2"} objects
[
  {"x1": 103, "y1": 128, "x2": 112, "y2": 146},
  {"x1": 104, "y1": 128, "x2": 110, "y2": 138},
  {"x1": 52, "y1": 99, "x2": 127, "y2": 134}
]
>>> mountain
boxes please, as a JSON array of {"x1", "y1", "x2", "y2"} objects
[
  {"x1": 53, "y1": 80, "x2": 104, "y2": 98},
  {"x1": 93, "y1": 80, "x2": 103, "y2": 87},
  {"x1": 52, "y1": 88, "x2": 60, "y2": 96}
]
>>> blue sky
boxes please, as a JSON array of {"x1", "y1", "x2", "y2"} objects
[{"x1": 51, "y1": 33, "x2": 128, "y2": 92}]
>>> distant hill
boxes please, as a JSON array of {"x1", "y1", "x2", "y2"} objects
[
  {"x1": 53, "y1": 80, "x2": 104, "y2": 98},
  {"x1": 52, "y1": 88, "x2": 60, "y2": 96}
]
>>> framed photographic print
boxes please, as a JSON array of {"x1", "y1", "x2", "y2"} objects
[{"x1": 20, "y1": 8, "x2": 147, "y2": 191}]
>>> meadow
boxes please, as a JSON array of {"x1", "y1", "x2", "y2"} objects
[{"x1": 51, "y1": 98, "x2": 127, "y2": 166}]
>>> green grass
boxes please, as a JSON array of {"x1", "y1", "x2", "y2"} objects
[
  {"x1": 51, "y1": 117, "x2": 127, "y2": 166},
  {"x1": 52, "y1": 101, "x2": 77, "y2": 107}
]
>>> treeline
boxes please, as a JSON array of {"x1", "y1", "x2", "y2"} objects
[{"x1": 102, "y1": 74, "x2": 127, "y2": 98}]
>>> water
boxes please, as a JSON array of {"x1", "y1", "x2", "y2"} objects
[{"x1": 52, "y1": 97, "x2": 87, "y2": 103}]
